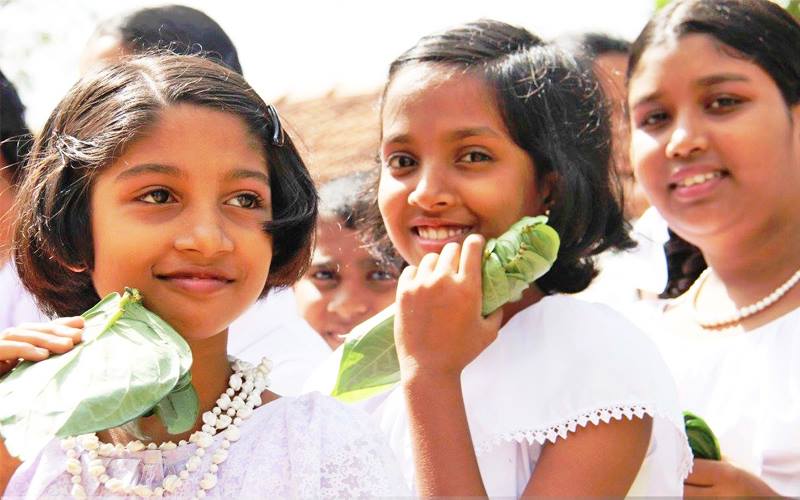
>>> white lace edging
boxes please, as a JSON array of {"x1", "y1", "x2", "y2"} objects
[{"x1": 473, "y1": 403, "x2": 694, "y2": 480}]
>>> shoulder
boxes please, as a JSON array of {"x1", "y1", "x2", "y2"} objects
[{"x1": 501, "y1": 295, "x2": 653, "y2": 353}]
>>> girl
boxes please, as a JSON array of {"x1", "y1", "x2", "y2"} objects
[
  {"x1": 627, "y1": 0, "x2": 800, "y2": 496},
  {"x1": 293, "y1": 171, "x2": 399, "y2": 349},
  {"x1": 0, "y1": 54, "x2": 405, "y2": 498},
  {"x1": 361, "y1": 19, "x2": 691, "y2": 497}
]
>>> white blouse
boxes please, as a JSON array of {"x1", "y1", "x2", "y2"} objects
[
  {"x1": 647, "y1": 301, "x2": 800, "y2": 497},
  {"x1": 371, "y1": 295, "x2": 691, "y2": 497}
]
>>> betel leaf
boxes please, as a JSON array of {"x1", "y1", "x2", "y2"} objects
[
  {"x1": 683, "y1": 411, "x2": 722, "y2": 461},
  {"x1": 0, "y1": 288, "x2": 197, "y2": 460},
  {"x1": 331, "y1": 216, "x2": 560, "y2": 402}
]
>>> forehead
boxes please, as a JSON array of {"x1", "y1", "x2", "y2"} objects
[
  {"x1": 382, "y1": 64, "x2": 505, "y2": 134},
  {"x1": 629, "y1": 33, "x2": 773, "y2": 98},
  {"x1": 105, "y1": 104, "x2": 268, "y2": 177}
]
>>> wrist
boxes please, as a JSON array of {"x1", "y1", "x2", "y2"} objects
[{"x1": 400, "y1": 365, "x2": 462, "y2": 388}]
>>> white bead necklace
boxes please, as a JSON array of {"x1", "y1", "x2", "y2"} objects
[
  {"x1": 62, "y1": 357, "x2": 271, "y2": 499},
  {"x1": 691, "y1": 267, "x2": 800, "y2": 329}
]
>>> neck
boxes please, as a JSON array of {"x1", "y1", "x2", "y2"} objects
[
  {"x1": 698, "y1": 216, "x2": 800, "y2": 306},
  {"x1": 102, "y1": 330, "x2": 232, "y2": 446},
  {"x1": 501, "y1": 284, "x2": 546, "y2": 326}
]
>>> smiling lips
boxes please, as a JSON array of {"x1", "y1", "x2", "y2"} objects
[
  {"x1": 156, "y1": 270, "x2": 235, "y2": 295},
  {"x1": 669, "y1": 171, "x2": 725, "y2": 189},
  {"x1": 415, "y1": 226, "x2": 472, "y2": 240}
]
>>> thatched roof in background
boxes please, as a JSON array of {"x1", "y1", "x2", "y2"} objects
[{"x1": 274, "y1": 88, "x2": 382, "y2": 183}]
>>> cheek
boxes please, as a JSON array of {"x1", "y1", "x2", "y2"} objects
[
  {"x1": 377, "y1": 176, "x2": 407, "y2": 231},
  {"x1": 293, "y1": 281, "x2": 326, "y2": 318},
  {"x1": 630, "y1": 133, "x2": 664, "y2": 185}
]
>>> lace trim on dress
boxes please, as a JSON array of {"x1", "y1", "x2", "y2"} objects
[{"x1": 473, "y1": 403, "x2": 693, "y2": 480}]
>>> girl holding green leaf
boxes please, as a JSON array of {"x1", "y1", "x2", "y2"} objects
[
  {"x1": 347, "y1": 19, "x2": 691, "y2": 497},
  {"x1": 627, "y1": 0, "x2": 800, "y2": 496},
  {"x1": 0, "y1": 54, "x2": 405, "y2": 498}
]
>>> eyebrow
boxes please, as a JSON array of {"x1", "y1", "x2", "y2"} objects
[
  {"x1": 630, "y1": 73, "x2": 751, "y2": 108},
  {"x1": 383, "y1": 127, "x2": 502, "y2": 145},
  {"x1": 228, "y1": 168, "x2": 270, "y2": 186},
  {"x1": 114, "y1": 164, "x2": 269, "y2": 185},
  {"x1": 115, "y1": 163, "x2": 183, "y2": 182}
]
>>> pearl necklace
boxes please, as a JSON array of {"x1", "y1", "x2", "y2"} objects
[
  {"x1": 62, "y1": 357, "x2": 271, "y2": 499},
  {"x1": 691, "y1": 267, "x2": 800, "y2": 329}
]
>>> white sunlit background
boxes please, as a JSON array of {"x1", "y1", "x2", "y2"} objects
[{"x1": 0, "y1": 0, "x2": 657, "y2": 131}]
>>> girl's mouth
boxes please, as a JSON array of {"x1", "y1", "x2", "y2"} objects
[
  {"x1": 669, "y1": 171, "x2": 727, "y2": 189},
  {"x1": 414, "y1": 225, "x2": 473, "y2": 241}
]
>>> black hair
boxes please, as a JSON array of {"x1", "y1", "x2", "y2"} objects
[
  {"x1": 318, "y1": 170, "x2": 372, "y2": 230},
  {"x1": 660, "y1": 229, "x2": 707, "y2": 299},
  {"x1": 629, "y1": 0, "x2": 800, "y2": 107},
  {"x1": 558, "y1": 32, "x2": 631, "y2": 59},
  {"x1": 14, "y1": 54, "x2": 316, "y2": 317},
  {"x1": 365, "y1": 19, "x2": 634, "y2": 293},
  {"x1": 0, "y1": 69, "x2": 32, "y2": 185},
  {"x1": 92, "y1": 4, "x2": 243, "y2": 75}
]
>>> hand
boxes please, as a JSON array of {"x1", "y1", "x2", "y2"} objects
[
  {"x1": 0, "y1": 317, "x2": 84, "y2": 376},
  {"x1": 684, "y1": 458, "x2": 779, "y2": 497},
  {"x1": 394, "y1": 234, "x2": 503, "y2": 380}
]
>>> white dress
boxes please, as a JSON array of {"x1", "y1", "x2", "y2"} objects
[
  {"x1": 6, "y1": 392, "x2": 408, "y2": 498},
  {"x1": 0, "y1": 260, "x2": 48, "y2": 331},
  {"x1": 575, "y1": 206, "x2": 670, "y2": 308},
  {"x1": 228, "y1": 288, "x2": 331, "y2": 396},
  {"x1": 646, "y1": 298, "x2": 800, "y2": 497},
  {"x1": 371, "y1": 296, "x2": 691, "y2": 497}
]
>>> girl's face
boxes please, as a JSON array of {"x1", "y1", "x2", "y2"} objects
[
  {"x1": 379, "y1": 65, "x2": 549, "y2": 266},
  {"x1": 293, "y1": 215, "x2": 398, "y2": 349},
  {"x1": 628, "y1": 34, "x2": 800, "y2": 243},
  {"x1": 90, "y1": 104, "x2": 274, "y2": 339}
]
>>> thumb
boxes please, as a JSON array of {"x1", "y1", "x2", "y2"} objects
[{"x1": 482, "y1": 308, "x2": 503, "y2": 338}]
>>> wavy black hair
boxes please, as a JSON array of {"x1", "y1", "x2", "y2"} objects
[
  {"x1": 363, "y1": 19, "x2": 634, "y2": 293},
  {"x1": 91, "y1": 4, "x2": 243, "y2": 75},
  {"x1": 0, "y1": 69, "x2": 32, "y2": 185},
  {"x1": 14, "y1": 54, "x2": 316, "y2": 317}
]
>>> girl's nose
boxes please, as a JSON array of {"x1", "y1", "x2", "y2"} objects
[
  {"x1": 407, "y1": 166, "x2": 456, "y2": 210},
  {"x1": 174, "y1": 207, "x2": 234, "y2": 257},
  {"x1": 328, "y1": 285, "x2": 369, "y2": 322},
  {"x1": 665, "y1": 114, "x2": 708, "y2": 159}
]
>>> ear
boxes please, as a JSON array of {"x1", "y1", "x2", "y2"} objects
[
  {"x1": 538, "y1": 171, "x2": 560, "y2": 211},
  {"x1": 792, "y1": 103, "x2": 800, "y2": 138}
]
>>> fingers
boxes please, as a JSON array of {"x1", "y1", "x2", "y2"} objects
[
  {"x1": 18, "y1": 320, "x2": 83, "y2": 344},
  {"x1": 435, "y1": 242, "x2": 461, "y2": 275},
  {"x1": 0, "y1": 339, "x2": 51, "y2": 363},
  {"x1": 684, "y1": 458, "x2": 719, "y2": 487},
  {"x1": 1, "y1": 328, "x2": 76, "y2": 354},
  {"x1": 459, "y1": 234, "x2": 485, "y2": 285}
]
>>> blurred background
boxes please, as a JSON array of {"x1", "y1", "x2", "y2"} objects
[{"x1": 0, "y1": 0, "x2": 654, "y2": 131}]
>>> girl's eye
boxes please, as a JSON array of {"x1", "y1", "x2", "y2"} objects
[
  {"x1": 457, "y1": 150, "x2": 492, "y2": 163},
  {"x1": 385, "y1": 154, "x2": 417, "y2": 170},
  {"x1": 139, "y1": 189, "x2": 174, "y2": 204},
  {"x1": 707, "y1": 96, "x2": 742, "y2": 112},
  {"x1": 227, "y1": 193, "x2": 263, "y2": 209},
  {"x1": 367, "y1": 269, "x2": 398, "y2": 282},
  {"x1": 638, "y1": 110, "x2": 669, "y2": 129},
  {"x1": 311, "y1": 269, "x2": 337, "y2": 281}
]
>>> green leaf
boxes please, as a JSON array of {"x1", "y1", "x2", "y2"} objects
[
  {"x1": 0, "y1": 289, "x2": 196, "y2": 460},
  {"x1": 331, "y1": 216, "x2": 560, "y2": 401},
  {"x1": 683, "y1": 411, "x2": 721, "y2": 461}
]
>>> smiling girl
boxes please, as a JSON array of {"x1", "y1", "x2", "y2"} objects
[
  {"x1": 627, "y1": 0, "x2": 800, "y2": 496},
  {"x1": 357, "y1": 20, "x2": 691, "y2": 497},
  {"x1": 0, "y1": 54, "x2": 404, "y2": 498}
]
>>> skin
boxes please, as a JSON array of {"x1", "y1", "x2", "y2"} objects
[
  {"x1": 0, "y1": 104, "x2": 281, "y2": 491},
  {"x1": 79, "y1": 34, "x2": 129, "y2": 75},
  {"x1": 380, "y1": 64, "x2": 652, "y2": 496},
  {"x1": 595, "y1": 51, "x2": 650, "y2": 220},
  {"x1": 629, "y1": 33, "x2": 800, "y2": 496},
  {"x1": 293, "y1": 214, "x2": 398, "y2": 349}
]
